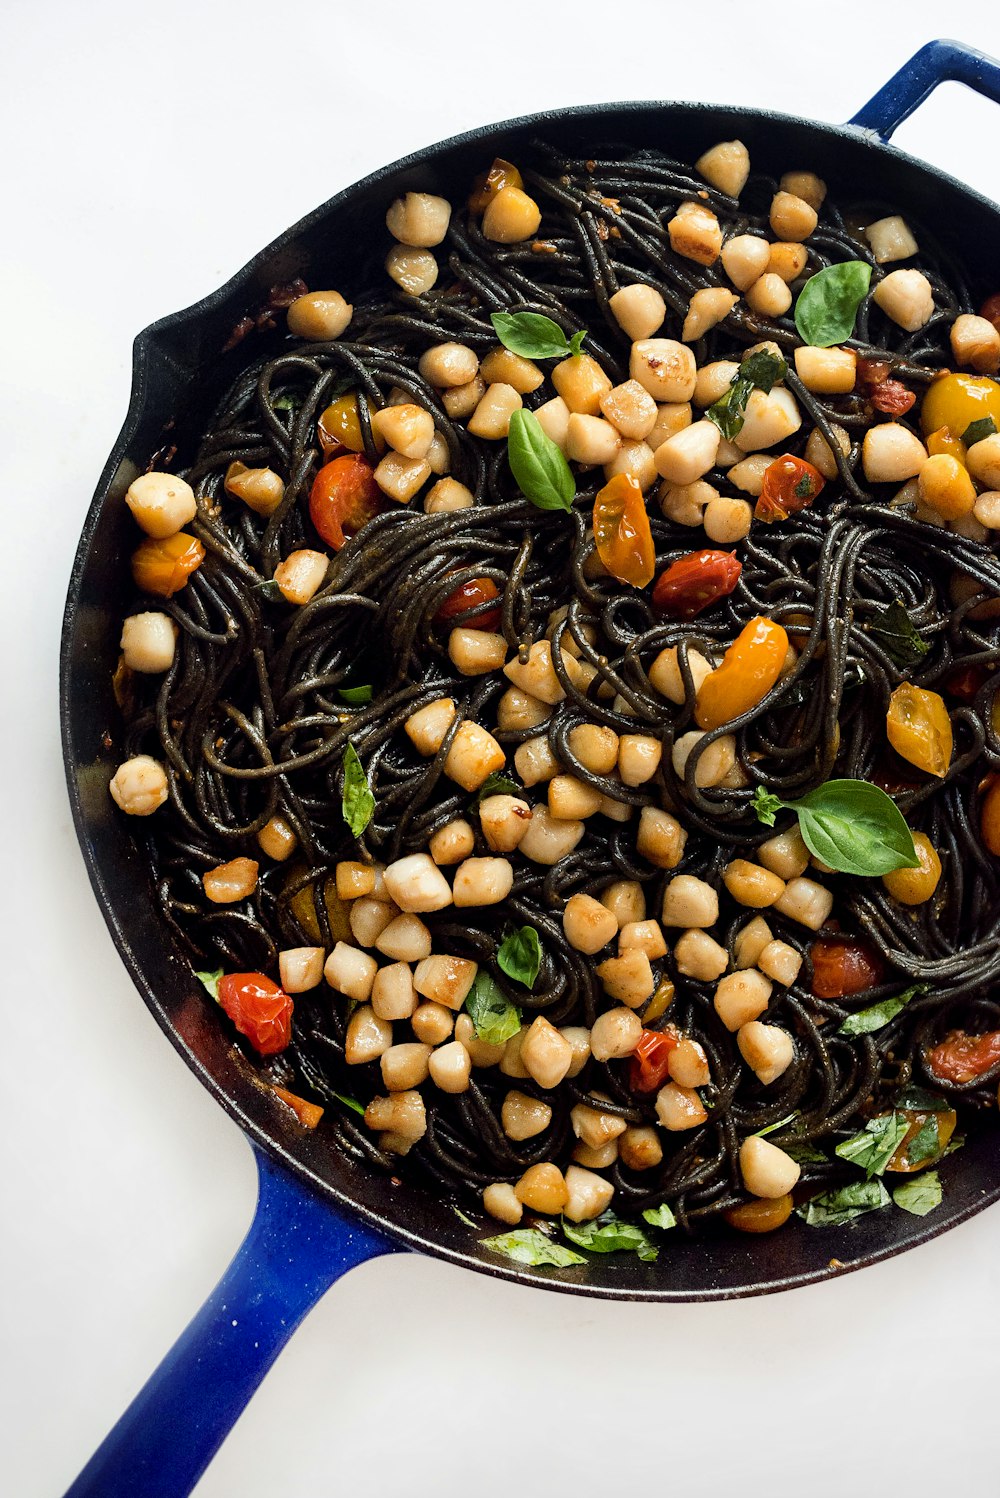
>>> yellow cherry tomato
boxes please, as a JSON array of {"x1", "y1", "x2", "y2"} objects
[
  {"x1": 981, "y1": 776, "x2": 1000, "y2": 856},
  {"x1": 131, "y1": 532, "x2": 205, "y2": 596},
  {"x1": 724, "y1": 1194, "x2": 793, "y2": 1233},
  {"x1": 882, "y1": 831, "x2": 942, "y2": 904},
  {"x1": 317, "y1": 392, "x2": 384, "y2": 456},
  {"x1": 593, "y1": 473, "x2": 655, "y2": 588},
  {"x1": 920, "y1": 372, "x2": 1000, "y2": 440},
  {"x1": 886, "y1": 683, "x2": 953, "y2": 778},
  {"x1": 925, "y1": 425, "x2": 968, "y2": 465},
  {"x1": 695, "y1": 617, "x2": 789, "y2": 730}
]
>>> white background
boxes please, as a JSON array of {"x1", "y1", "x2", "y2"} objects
[{"x1": 4, "y1": 2, "x2": 1000, "y2": 1494}]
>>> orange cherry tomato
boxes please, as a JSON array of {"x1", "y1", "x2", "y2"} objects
[
  {"x1": 886, "y1": 1105, "x2": 957, "y2": 1172},
  {"x1": 434, "y1": 575, "x2": 502, "y2": 630},
  {"x1": 469, "y1": 157, "x2": 524, "y2": 214},
  {"x1": 755, "y1": 454, "x2": 825, "y2": 523},
  {"x1": 810, "y1": 938, "x2": 885, "y2": 999},
  {"x1": 317, "y1": 392, "x2": 367, "y2": 456},
  {"x1": 886, "y1": 683, "x2": 953, "y2": 779},
  {"x1": 980, "y1": 775, "x2": 1000, "y2": 855},
  {"x1": 309, "y1": 454, "x2": 384, "y2": 550},
  {"x1": 927, "y1": 1029, "x2": 1000, "y2": 1084},
  {"x1": 217, "y1": 973, "x2": 293, "y2": 1056},
  {"x1": 694, "y1": 616, "x2": 788, "y2": 730},
  {"x1": 652, "y1": 549, "x2": 742, "y2": 619},
  {"x1": 920, "y1": 372, "x2": 1000, "y2": 440},
  {"x1": 926, "y1": 425, "x2": 968, "y2": 465},
  {"x1": 131, "y1": 532, "x2": 205, "y2": 596},
  {"x1": 979, "y1": 293, "x2": 1000, "y2": 334},
  {"x1": 629, "y1": 1028, "x2": 679, "y2": 1093},
  {"x1": 593, "y1": 473, "x2": 655, "y2": 588},
  {"x1": 724, "y1": 1194, "x2": 794, "y2": 1233},
  {"x1": 272, "y1": 1085, "x2": 325, "y2": 1128}
]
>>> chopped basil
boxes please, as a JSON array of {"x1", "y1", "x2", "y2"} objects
[
  {"x1": 342, "y1": 742, "x2": 375, "y2": 838},
  {"x1": 562, "y1": 1212, "x2": 659, "y2": 1262},
  {"x1": 481, "y1": 1228, "x2": 586, "y2": 1267},
  {"x1": 897, "y1": 1085, "x2": 952, "y2": 1113},
  {"x1": 465, "y1": 971, "x2": 522, "y2": 1046},
  {"x1": 752, "y1": 1112, "x2": 799, "y2": 1138},
  {"x1": 963, "y1": 416, "x2": 997, "y2": 446},
  {"x1": 892, "y1": 1170, "x2": 943, "y2": 1217},
  {"x1": 257, "y1": 579, "x2": 284, "y2": 602},
  {"x1": 783, "y1": 1140, "x2": 829, "y2": 1165},
  {"x1": 452, "y1": 1206, "x2": 479, "y2": 1228},
  {"x1": 943, "y1": 1133, "x2": 965, "y2": 1156},
  {"x1": 797, "y1": 1178, "x2": 891, "y2": 1227},
  {"x1": 750, "y1": 778, "x2": 919, "y2": 877},
  {"x1": 706, "y1": 349, "x2": 787, "y2": 440},
  {"x1": 641, "y1": 1202, "x2": 678, "y2": 1231},
  {"x1": 337, "y1": 684, "x2": 373, "y2": 705},
  {"x1": 867, "y1": 600, "x2": 930, "y2": 669},
  {"x1": 330, "y1": 1090, "x2": 365, "y2": 1117},
  {"x1": 794, "y1": 261, "x2": 872, "y2": 347},
  {"x1": 272, "y1": 391, "x2": 299, "y2": 413},
  {"x1": 507, "y1": 409, "x2": 576, "y2": 512},
  {"x1": 497, "y1": 926, "x2": 542, "y2": 990},
  {"x1": 491, "y1": 310, "x2": 585, "y2": 360},
  {"x1": 837, "y1": 983, "x2": 927, "y2": 1036},
  {"x1": 474, "y1": 771, "x2": 522, "y2": 805},
  {"x1": 195, "y1": 966, "x2": 223, "y2": 1001},
  {"x1": 835, "y1": 1112, "x2": 909, "y2": 1178},
  {"x1": 905, "y1": 1115, "x2": 941, "y2": 1168}
]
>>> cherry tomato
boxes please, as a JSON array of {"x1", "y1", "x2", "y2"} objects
[
  {"x1": 926, "y1": 1029, "x2": 1000, "y2": 1084},
  {"x1": 810, "y1": 938, "x2": 885, "y2": 999},
  {"x1": 886, "y1": 682, "x2": 953, "y2": 779},
  {"x1": 469, "y1": 157, "x2": 524, "y2": 214},
  {"x1": 871, "y1": 379, "x2": 916, "y2": 416},
  {"x1": 629, "y1": 1028, "x2": 679, "y2": 1093},
  {"x1": 217, "y1": 972, "x2": 293, "y2": 1056},
  {"x1": 317, "y1": 392, "x2": 370, "y2": 457},
  {"x1": 755, "y1": 454, "x2": 825, "y2": 523},
  {"x1": 925, "y1": 426, "x2": 968, "y2": 465},
  {"x1": 943, "y1": 663, "x2": 991, "y2": 701},
  {"x1": 593, "y1": 473, "x2": 655, "y2": 588},
  {"x1": 979, "y1": 293, "x2": 1000, "y2": 334},
  {"x1": 694, "y1": 616, "x2": 789, "y2": 730},
  {"x1": 886, "y1": 1105, "x2": 957, "y2": 1172},
  {"x1": 434, "y1": 575, "x2": 502, "y2": 630},
  {"x1": 856, "y1": 357, "x2": 891, "y2": 387},
  {"x1": 272, "y1": 1085, "x2": 325, "y2": 1128},
  {"x1": 980, "y1": 775, "x2": 1000, "y2": 856},
  {"x1": 309, "y1": 454, "x2": 384, "y2": 550},
  {"x1": 920, "y1": 372, "x2": 1000, "y2": 440},
  {"x1": 131, "y1": 532, "x2": 205, "y2": 597},
  {"x1": 652, "y1": 549, "x2": 742, "y2": 619},
  {"x1": 724, "y1": 1194, "x2": 794, "y2": 1233}
]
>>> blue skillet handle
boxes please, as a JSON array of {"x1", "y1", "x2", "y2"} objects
[
  {"x1": 63, "y1": 1143, "x2": 401, "y2": 1498},
  {"x1": 850, "y1": 37, "x2": 1000, "y2": 140}
]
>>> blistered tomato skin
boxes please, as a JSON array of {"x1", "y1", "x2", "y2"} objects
[
  {"x1": 217, "y1": 973, "x2": 294, "y2": 1056},
  {"x1": 469, "y1": 158, "x2": 524, "y2": 214},
  {"x1": 434, "y1": 576, "x2": 502, "y2": 630},
  {"x1": 927, "y1": 1029, "x2": 1000, "y2": 1084},
  {"x1": 131, "y1": 533, "x2": 206, "y2": 597},
  {"x1": 886, "y1": 683, "x2": 954, "y2": 779},
  {"x1": 629, "y1": 1028, "x2": 679, "y2": 1092},
  {"x1": 810, "y1": 938, "x2": 885, "y2": 999},
  {"x1": 755, "y1": 455, "x2": 825, "y2": 523},
  {"x1": 309, "y1": 454, "x2": 383, "y2": 550},
  {"x1": 652, "y1": 549, "x2": 742, "y2": 618},
  {"x1": 695, "y1": 616, "x2": 788, "y2": 730},
  {"x1": 593, "y1": 473, "x2": 656, "y2": 587},
  {"x1": 920, "y1": 372, "x2": 1000, "y2": 439},
  {"x1": 317, "y1": 393, "x2": 369, "y2": 456}
]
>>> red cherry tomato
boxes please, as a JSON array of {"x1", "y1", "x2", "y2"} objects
[
  {"x1": 309, "y1": 454, "x2": 383, "y2": 550},
  {"x1": 810, "y1": 938, "x2": 885, "y2": 999},
  {"x1": 979, "y1": 293, "x2": 1000, "y2": 334},
  {"x1": 871, "y1": 380, "x2": 916, "y2": 416},
  {"x1": 218, "y1": 973, "x2": 293, "y2": 1056},
  {"x1": 927, "y1": 1029, "x2": 1000, "y2": 1084},
  {"x1": 629, "y1": 1029, "x2": 679, "y2": 1093},
  {"x1": 652, "y1": 549, "x2": 742, "y2": 619},
  {"x1": 434, "y1": 576, "x2": 502, "y2": 630},
  {"x1": 943, "y1": 663, "x2": 992, "y2": 702},
  {"x1": 755, "y1": 455, "x2": 825, "y2": 523}
]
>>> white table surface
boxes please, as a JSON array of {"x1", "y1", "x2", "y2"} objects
[{"x1": 4, "y1": 2, "x2": 1000, "y2": 1493}]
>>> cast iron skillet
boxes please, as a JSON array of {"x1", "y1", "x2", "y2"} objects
[{"x1": 62, "y1": 40, "x2": 1000, "y2": 1498}]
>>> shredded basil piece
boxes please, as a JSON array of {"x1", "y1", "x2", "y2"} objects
[
  {"x1": 905, "y1": 1116, "x2": 941, "y2": 1168},
  {"x1": 705, "y1": 350, "x2": 787, "y2": 439},
  {"x1": 341, "y1": 742, "x2": 375, "y2": 838},
  {"x1": 897, "y1": 1085, "x2": 952, "y2": 1113},
  {"x1": 783, "y1": 1140, "x2": 828, "y2": 1165},
  {"x1": 797, "y1": 1178, "x2": 891, "y2": 1227},
  {"x1": 750, "y1": 777, "x2": 918, "y2": 877},
  {"x1": 562, "y1": 1212, "x2": 659, "y2": 1262},
  {"x1": 465, "y1": 971, "x2": 522, "y2": 1046},
  {"x1": 271, "y1": 392, "x2": 298, "y2": 412},
  {"x1": 835, "y1": 1112, "x2": 909, "y2": 1178},
  {"x1": 452, "y1": 1206, "x2": 479, "y2": 1229},
  {"x1": 497, "y1": 926, "x2": 542, "y2": 990},
  {"x1": 474, "y1": 771, "x2": 521, "y2": 805},
  {"x1": 641, "y1": 1202, "x2": 678, "y2": 1231},
  {"x1": 867, "y1": 600, "x2": 930, "y2": 668},
  {"x1": 337, "y1": 684, "x2": 373, "y2": 705},
  {"x1": 491, "y1": 310, "x2": 585, "y2": 360},
  {"x1": 257, "y1": 579, "x2": 283, "y2": 602},
  {"x1": 892, "y1": 1170, "x2": 943, "y2": 1217},
  {"x1": 753, "y1": 1112, "x2": 799, "y2": 1138},
  {"x1": 507, "y1": 408, "x2": 576, "y2": 512},
  {"x1": 837, "y1": 983, "x2": 927, "y2": 1036},
  {"x1": 943, "y1": 1133, "x2": 965, "y2": 1157},
  {"x1": 794, "y1": 261, "x2": 872, "y2": 347},
  {"x1": 963, "y1": 416, "x2": 998, "y2": 446},
  {"x1": 330, "y1": 1090, "x2": 365, "y2": 1117},
  {"x1": 195, "y1": 966, "x2": 223, "y2": 1001},
  {"x1": 481, "y1": 1228, "x2": 585, "y2": 1267}
]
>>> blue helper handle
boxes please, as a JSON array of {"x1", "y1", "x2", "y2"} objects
[
  {"x1": 63, "y1": 1145, "x2": 401, "y2": 1498},
  {"x1": 849, "y1": 37, "x2": 1000, "y2": 141}
]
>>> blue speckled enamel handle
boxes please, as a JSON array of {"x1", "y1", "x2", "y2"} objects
[
  {"x1": 62, "y1": 1146, "x2": 400, "y2": 1498},
  {"x1": 850, "y1": 37, "x2": 1000, "y2": 140}
]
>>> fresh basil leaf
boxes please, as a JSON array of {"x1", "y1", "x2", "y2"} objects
[
  {"x1": 342, "y1": 742, "x2": 375, "y2": 838},
  {"x1": 705, "y1": 351, "x2": 787, "y2": 440},
  {"x1": 897, "y1": 1085, "x2": 952, "y2": 1114},
  {"x1": 257, "y1": 579, "x2": 284, "y2": 602},
  {"x1": 507, "y1": 409, "x2": 576, "y2": 512},
  {"x1": 562, "y1": 1213, "x2": 659, "y2": 1262},
  {"x1": 963, "y1": 416, "x2": 997, "y2": 446},
  {"x1": 751, "y1": 787, "x2": 782, "y2": 827},
  {"x1": 797, "y1": 1178, "x2": 891, "y2": 1227},
  {"x1": 837, "y1": 983, "x2": 927, "y2": 1036},
  {"x1": 641, "y1": 1202, "x2": 678, "y2": 1231},
  {"x1": 835, "y1": 1112, "x2": 909, "y2": 1178},
  {"x1": 490, "y1": 311, "x2": 583, "y2": 360},
  {"x1": 568, "y1": 329, "x2": 587, "y2": 357},
  {"x1": 474, "y1": 771, "x2": 521, "y2": 806},
  {"x1": 892, "y1": 1170, "x2": 943, "y2": 1217},
  {"x1": 481, "y1": 1228, "x2": 586, "y2": 1267},
  {"x1": 337, "y1": 684, "x2": 373, "y2": 705},
  {"x1": 195, "y1": 966, "x2": 223, "y2": 1001},
  {"x1": 330, "y1": 1089, "x2": 365, "y2": 1117},
  {"x1": 785, "y1": 778, "x2": 918, "y2": 877},
  {"x1": 783, "y1": 1140, "x2": 829, "y2": 1165},
  {"x1": 794, "y1": 261, "x2": 872, "y2": 347},
  {"x1": 740, "y1": 349, "x2": 787, "y2": 392},
  {"x1": 905, "y1": 1115, "x2": 941, "y2": 1168},
  {"x1": 465, "y1": 971, "x2": 522, "y2": 1046},
  {"x1": 867, "y1": 600, "x2": 930, "y2": 668},
  {"x1": 497, "y1": 926, "x2": 541, "y2": 990},
  {"x1": 753, "y1": 1112, "x2": 799, "y2": 1138}
]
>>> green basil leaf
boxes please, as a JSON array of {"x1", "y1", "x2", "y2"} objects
[
  {"x1": 474, "y1": 771, "x2": 522, "y2": 806},
  {"x1": 896, "y1": 1085, "x2": 952, "y2": 1114},
  {"x1": 562, "y1": 1213, "x2": 659, "y2": 1262},
  {"x1": 963, "y1": 416, "x2": 997, "y2": 446},
  {"x1": 481, "y1": 1228, "x2": 586, "y2": 1267},
  {"x1": 641, "y1": 1202, "x2": 678, "y2": 1231},
  {"x1": 507, "y1": 409, "x2": 576, "y2": 512},
  {"x1": 257, "y1": 579, "x2": 284, "y2": 602},
  {"x1": 195, "y1": 966, "x2": 223, "y2": 1001},
  {"x1": 740, "y1": 349, "x2": 787, "y2": 392},
  {"x1": 490, "y1": 311, "x2": 581, "y2": 360},
  {"x1": 905, "y1": 1116, "x2": 941, "y2": 1168},
  {"x1": 568, "y1": 329, "x2": 587, "y2": 357},
  {"x1": 867, "y1": 600, "x2": 930, "y2": 668},
  {"x1": 782, "y1": 1140, "x2": 829, "y2": 1165},
  {"x1": 452, "y1": 1206, "x2": 479, "y2": 1228},
  {"x1": 497, "y1": 926, "x2": 541, "y2": 990},
  {"x1": 943, "y1": 1132, "x2": 965, "y2": 1156},
  {"x1": 337, "y1": 684, "x2": 373, "y2": 705},
  {"x1": 753, "y1": 1112, "x2": 799, "y2": 1138},
  {"x1": 786, "y1": 778, "x2": 919, "y2": 877},
  {"x1": 750, "y1": 787, "x2": 782, "y2": 827},
  {"x1": 797, "y1": 1178, "x2": 891, "y2": 1227},
  {"x1": 892, "y1": 1170, "x2": 943, "y2": 1217},
  {"x1": 705, "y1": 351, "x2": 787, "y2": 440},
  {"x1": 837, "y1": 983, "x2": 927, "y2": 1036},
  {"x1": 272, "y1": 391, "x2": 298, "y2": 413},
  {"x1": 465, "y1": 971, "x2": 522, "y2": 1046},
  {"x1": 794, "y1": 261, "x2": 873, "y2": 347},
  {"x1": 342, "y1": 742, "x2": 375, "y2": 838},
  {"x1": 330, "y1": 1089, "x2": 365, "y2": 1117},
  {"x1": 834, "y1": 1112, "x2": 909, "y2": 1178}
]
